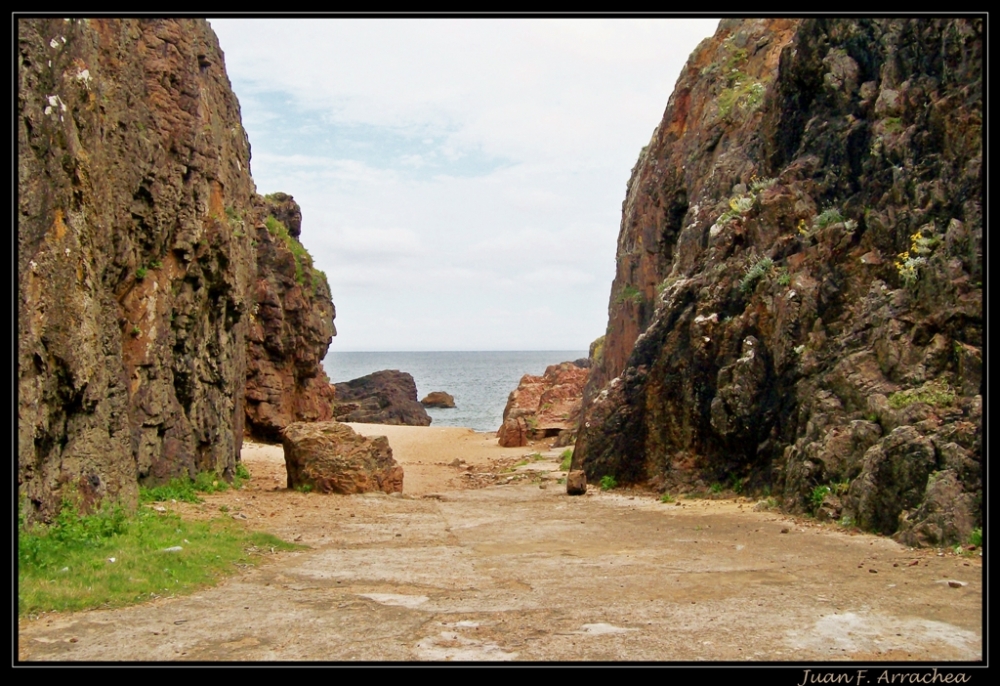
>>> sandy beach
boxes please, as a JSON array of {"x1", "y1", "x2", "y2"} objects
[
  {"x1": 19, "y1": 423, "x2": 982, "y2": 662},
  {"x1": 240, "y1": 423, "x2": 565, "y2": 497}
]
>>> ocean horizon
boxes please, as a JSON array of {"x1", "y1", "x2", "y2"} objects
[{"x1": 323, "y1": 350, "x2": 588, "y2": 433}]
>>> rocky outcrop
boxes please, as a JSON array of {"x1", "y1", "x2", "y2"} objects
[
  {"x1": 18, "y1": 18, "x2": 260, "y2": 520},
  {"x1": 575, "y1": 18, "x2": 982, "y2": 545},
  {"x1": 17, "y1": 18, "x2": 337, "y2": 523},
  {"x1": 497, "y1": 361, "x2": 589, "y2": 447},
  {"x1": 333, "y1": 370, "x2": 432, "y2": 426},
  {"x1": 281, "y1": 421, "x2": 403, "y2": 494},
  {"x1": 244, "y1": 193, "x2": 336, "y2": 441},
  {"x1": 420, "y1": 391, "x2": 456, "y2": 408}
]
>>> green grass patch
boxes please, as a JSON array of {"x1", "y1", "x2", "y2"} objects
[
  {"x1": 888, "y1": 382, "x2": 956, "y2": 409},
  {"x1": 559, "y1": 449, "x2": 573, "y2": 471},
  {"x1": 710, "y1": 482, "x2": 723, "y2": 494},
  {"x1": 968, "y1": 527, "x2": 982, "y2": 547},
  {"x1": 19, "y1": 503, "x2": 297, "y2": 616},
  {"x1": 599, "y1": 475, "x2": 617, "y2": 491},
  {"x1": 660, "y1": 492, "x2": 674, "y2": 503},
  {"x1": 139, "y1": 469, "x2": 247, "y2": 505},
  {"x1": 614, "y1": 284, "x2": 643, "y2": 306},
  {"x1": 265, "y1": 215, "x2": 318, "y2": 288}
]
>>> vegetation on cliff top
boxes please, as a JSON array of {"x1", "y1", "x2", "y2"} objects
[{"x1": 265, "y1": 214, "x2": 324, "y2": 290}]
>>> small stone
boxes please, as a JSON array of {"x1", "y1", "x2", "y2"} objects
[
  {"x1": 948, "y1": 580, "x2": 963, "y2": 588},
  {"x1": 780, "y1": 528, "x2": 790, "y2": 534},
  {"x1": 161, "y1": 546, "x2": 183, "y2": 553},
  {"x1": 869, "y1": 568, "x2": 878, "y2": 573},
  {"x1": 566, "y1": 470, "x2": 587, "y2": 495}
]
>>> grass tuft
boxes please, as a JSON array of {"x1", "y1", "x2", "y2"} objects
[{"x1": 599, "y1": 475, "x2": 617, "y2": 491}]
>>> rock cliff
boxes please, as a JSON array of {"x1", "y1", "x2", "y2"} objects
[
  {"x1": 17, "y1": 18, "x2": 336, "y2": 521},
  {"x1": 244, "y1": 193, "x2": 336, "y2": 441},
  {"x1": 575, "y1": 18, "x2": 982, "y2": 546}
]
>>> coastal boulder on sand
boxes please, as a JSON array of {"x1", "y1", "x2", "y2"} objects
[
  {"x1": 420, "y1": 391, "x2": 456, "y2": 408},
  {"x1": 281, "y1": 421, "x2": 403, "y2": 494}
]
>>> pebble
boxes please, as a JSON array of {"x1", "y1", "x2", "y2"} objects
[{"x1": 161, "y1": 546, "x2": 183, "y2": 553}]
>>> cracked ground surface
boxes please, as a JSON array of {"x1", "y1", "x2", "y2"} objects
[{"x1": 18, "y1": 425, "x2": 982, "y2": 662}]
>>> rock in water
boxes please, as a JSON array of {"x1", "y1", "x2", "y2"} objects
[
  {"x1": 420, "y1": 391, "x2": 456, "y2": 408},
  {"x1": 282, "y1": 421, "x2": 403, "y2": 494},
  {"x1": 497, "y1": 361, "x2": 589, "y2": 447},
  {"x1": 333, "y1": 370, "x2": 431, "y2": 426}
]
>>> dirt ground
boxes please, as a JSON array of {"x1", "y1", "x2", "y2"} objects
[{"x1": 17, "y1": 424, "x2": 983, "y2": 662}]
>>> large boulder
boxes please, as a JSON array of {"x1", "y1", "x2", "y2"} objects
[
  {"x1": 420, "y1": 391, "x2": 456, "y2": 408},
  {"x1": 332, "y1": 370, "x2": 432, "y2": 426},
  {"x1": 281, "y1": 421, "x2": 403, "y2": 494},
  {"x1": 497, "y1": 361, "x2": 589, "y2": 447}
]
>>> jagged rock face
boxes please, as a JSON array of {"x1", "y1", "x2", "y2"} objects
[
  {"x1": 576, "y1": 18, "x2": 982, "y2": 545},
  {"x1": 333, "y1": 370, "x2": 432, "y2": 426},
  {"x1": 244, "y1": 193, "x2": 336, "y2": 441},
  {"x1": 497, "y1": 361, "x2": 589, "y2": 448},
  {"x1": 18, "y1": 18, "x2": 260, "y2": 520},
  {"x1": 282, "y1": 421, "x2": 403, "y2": 495}
]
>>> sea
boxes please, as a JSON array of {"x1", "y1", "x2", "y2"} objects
[{"x1": 323, "y1": 351, "x2": 588, "y2": 433}]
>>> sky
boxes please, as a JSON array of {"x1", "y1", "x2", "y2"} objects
[{"x1": 209, "y1": 18, "x2": 720, "y2": 352}]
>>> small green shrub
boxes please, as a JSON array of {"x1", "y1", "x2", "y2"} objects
[
  {"x1": 814, "y1": 207, "x2": 845, "y2": 230},
  {"x1": 710, "y1": 482, "x2": 723, "y2": 494},
  {"x1": 810, "y1": 485, "x2": 832, "y2": 510},
  {"x1": 235, "y1": 462, "x2": 251, "y2": 483},
  {"x1": 776, "y1": 268, "x2": 791, "y2": 286},
  {"x1": 136, "y1": 267, "x2": 147, "y2": 280},
  {"x1": 838, "y1": 515, "x2": 855, "y2": 528},
  {"x1": 599, "y1": 475, "x2": 617, "y2": 491},
  {"x1": 130, "y1": 325, "x2": 141, "y2": 337},
  {"x1": 295, "y1": 483, "x2": 313, "y2": 494},
  {"x1": 739, "y1": 256, "x2": 773, "y2": 294},
  {"x1": 559, "y1": 449, "x2": 573, "y2": 471},
  {"x1": 968, "y1": 527, "x2": 982, "y2": 547},
  {"x1": 149, "y1": 260, "x2": 162, "y2": 269},
  {"x1": 614, "y1": 284, "x2": 643, "y2": 306},
  {"x1": 660, "y1": 493, "x2": 674, "y2": 503}
]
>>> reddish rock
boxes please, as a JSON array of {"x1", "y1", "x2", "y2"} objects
[
  {"x1": 244, "y1": 193, "x2": 336, "y2": 441},
  {"x1": 497, "y1": 362, "x2": 589, "y2": 447},
  {"x1": 420, "y1": 391, "x2": 456, "y2": 408},
  {"x1": 281, "y1": 421, "x2": 403, "y2": 494}
]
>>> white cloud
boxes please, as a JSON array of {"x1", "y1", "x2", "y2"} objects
[{"x1": 209, "y1": 17, "x2": 720, "y2": 350}]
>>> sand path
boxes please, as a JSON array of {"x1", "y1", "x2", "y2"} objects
[{"x1": 18, "y1": 425, "x2": 982, "y2": 662}]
